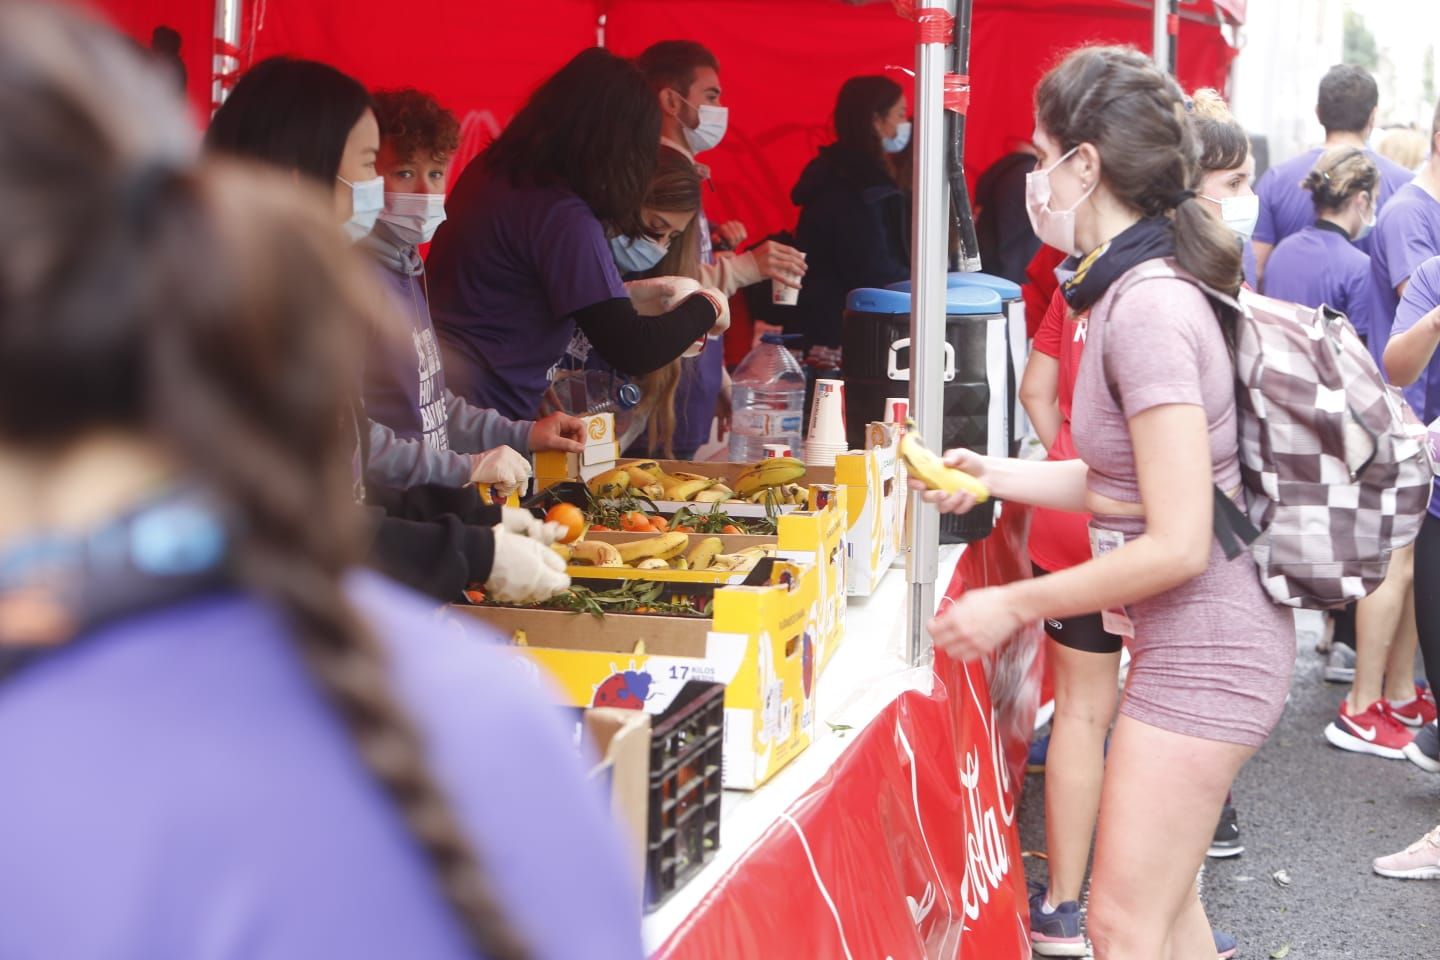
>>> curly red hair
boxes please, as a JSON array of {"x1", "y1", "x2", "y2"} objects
[{"x1": 373, "y1": 88, "x2": 459, "y2": 162}]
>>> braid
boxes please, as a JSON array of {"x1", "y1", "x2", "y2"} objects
[{"x1": 141, "y1": 168, "x2": 531, "y2": 959}]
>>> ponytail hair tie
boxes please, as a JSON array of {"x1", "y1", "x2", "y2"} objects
[{"x1": 1169, "y1": 189, "x2": 1197, "y2": 208}]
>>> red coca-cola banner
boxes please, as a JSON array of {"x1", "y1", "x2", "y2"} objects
[{"x1": 655, "y1": 507, "x2": 1043, "y2": 959}]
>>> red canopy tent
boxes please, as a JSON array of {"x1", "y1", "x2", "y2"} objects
[{"x1": 87, "y1": 0, "x2": 1242, "y2": 244}]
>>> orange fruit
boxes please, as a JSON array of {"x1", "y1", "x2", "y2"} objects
[
  {"x1": 545, "y1": 503, "x2": 586, "y2": 544},
  {"x1": 673, "y1": 525, "x2": 695, "y2": 534},
  {"x1": 650, "y1": 515, "x2": 670, "y2": 532},
  {"x1": 621, "y1": 511, "x2": 652, "y2": 532},
  {"x1": 721, "y1": 524, "x2": 742, "y2": 535}
]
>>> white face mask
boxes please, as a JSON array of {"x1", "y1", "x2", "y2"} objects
[
  {"x1": 1203, "y1": 192, "x2": 1260, "y2": 241},
  {"x1": 682, "y1": 101, "x2": 729, "y2": 154},
  {"x1": 1025, "y1": 147, "x2": 1096, "y2": 257},
  {"x1": 883, "y1": 121, "x2": 912, "y2": 154},
  {"x1": 610, "y1": 233, "x2": 669, "y2": 274},
  {"x1": 379, "y1": 191, "x2": 448, "y2": 246},
  {"x1": 338, "y1": 175, "x2": 385, "y2": 242},
  {"x1": 1354, "y1": 194, "x2": 1378, "y2": 241}
]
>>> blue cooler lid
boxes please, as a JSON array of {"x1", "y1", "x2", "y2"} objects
[
  {"x1": 887, "y1": 271, "x2": 1023, "y2": 301},
  {"x1": 845, "y1": 286, "x2": 912, "y2": 314},
  {"x1": 947, "y1": 271, "x2": 1022, "y2": 300},
  {"x1": 945, "y1": 286, "x2": 1003, "y2": 315}
]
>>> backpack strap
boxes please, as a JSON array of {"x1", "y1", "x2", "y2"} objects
[{"x1": 1094, "y1": 259, "x2": 1256, "y2": 559}]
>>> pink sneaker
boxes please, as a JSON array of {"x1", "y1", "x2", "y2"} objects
[{"x1": 1373, "y1": 825, "x2": 1440, "y2": 880}]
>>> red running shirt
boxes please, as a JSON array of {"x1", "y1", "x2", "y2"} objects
[{"x1": 1028, "y1": 287, "x2": 1094, "y2": 572}]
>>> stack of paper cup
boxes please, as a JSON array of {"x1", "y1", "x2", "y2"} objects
[{"x1": 804, "y1": 378, "x2": 849, "y2": 466}]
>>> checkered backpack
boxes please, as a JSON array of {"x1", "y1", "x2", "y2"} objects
[{"x1": 1106, "y1": 259, "x2": 1433, "y2": 610}]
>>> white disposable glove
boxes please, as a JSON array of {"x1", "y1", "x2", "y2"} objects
[
  {"x1": 625, "y1": 276, "x2": 703, "y2": 316},
  {"x1": 502, "y1": 506, "x2": 565, "y2": 545},
  {"x1": 469, "y1": 445, "x2": 532, "y2": 496},
  {"x1": 485, "y1": 526, "x2": 570, "y2": 604}
]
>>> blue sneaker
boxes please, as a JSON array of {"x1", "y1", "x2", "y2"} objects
[
  {"x1": 1404, "y1": 720, "x2": 1440, "y2": 773},
  {"x1": 1028, "y1": 884, "x2": 1087, "y2": 956},
  {"x1": 1027, "y1": 733, "x2": 1050, "y2": 773},
  {"x1": 1213, "y1": 928, "x2": 1237, "y2": 958}
]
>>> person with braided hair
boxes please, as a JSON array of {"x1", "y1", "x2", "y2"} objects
[
  {"x1": 918, "y1": 46, "x2": 1294, "y2": 959},
  {"x1": 0, "y1": 5, "x2": 641, "y2": 958}
]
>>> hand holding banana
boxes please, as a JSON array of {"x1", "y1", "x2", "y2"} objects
[{"x1": 900, "y1": 424, "x2": 990, "y2": 514}]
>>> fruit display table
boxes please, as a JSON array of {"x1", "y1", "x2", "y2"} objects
[{"x1": 642, "y1": 507, "x2": 1042, "y2": 959}]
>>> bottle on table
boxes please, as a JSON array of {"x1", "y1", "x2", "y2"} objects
[{"x1": 728, "y1": 333, "x2": 806, "y2": 462}]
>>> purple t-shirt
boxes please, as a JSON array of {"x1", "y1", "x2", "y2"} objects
[
  {"x1": 0, "y1": 574, "x2": 643, "y2": 960},
  {"x1": 1262, "y1": 223, "x2": 1380, "y2": 338},
  {"x1": 1255, "y1": 146, "x2": 1414, "y2": 255},
  {"x1": 1368, "y1": 182, "x2": 1440, "y2": 365},
  {"x1": 1387, "y1": 255, "x2": 1440, "y2": 516},
  {"x1": 428, "y1": 168, "x2": 627, "y2": 420}
]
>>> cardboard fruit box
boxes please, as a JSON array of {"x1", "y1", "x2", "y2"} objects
[{"x1": 454, "y1": 561, "x2": 823, "y2": 790}]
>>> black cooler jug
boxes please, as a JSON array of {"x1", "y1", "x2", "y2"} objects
[{"x1": 840, "y1": 285, "x2": 1005, "y2": 543}]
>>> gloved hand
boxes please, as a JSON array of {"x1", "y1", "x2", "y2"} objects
[
  {"x1": 485, "y1": 526, "x2": 570, "y2": 604},
  {"x1": 501, "y1": 506, "x2": 565, "y2": 545},
  {"x1": 625, "y1": 276, "x2": 703, "y2": 316},
  {"x1": 469, "y1": 445, "x2": 532, "y2": 496}
]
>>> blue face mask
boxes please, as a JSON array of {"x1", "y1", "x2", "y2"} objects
[
  {"x1": 610, "y1": 233, "x2": 669, "y2": 274},
  {"x1": 883, "y1": 120, "x2": 912, "y2": 154}
]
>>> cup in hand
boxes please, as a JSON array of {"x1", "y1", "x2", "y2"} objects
[{"x1": 772, "y1": 276, "x2": 800, "y2": 306}]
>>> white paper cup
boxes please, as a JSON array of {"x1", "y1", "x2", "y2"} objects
[
  {"x1": 884, "y1": 397, "x2": 909, "y2": 424},
  {"x1": 763, "y1": 443, "x2": 793, "y2": 459},
  {"x1": 772, "y1": 277, "x2": 800, "y2": 306},
  {"x1": 808, "y1": 378, "x2": 848, "y2": 445}
]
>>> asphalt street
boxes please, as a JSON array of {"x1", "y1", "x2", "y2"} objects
[{"x1": 1018, "y1": 623, "x2": 1439, "y2": 960}]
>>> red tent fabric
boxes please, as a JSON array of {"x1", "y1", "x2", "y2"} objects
[{"x1": 83, "y1": 0, "x2": 1240, "y2": 252}]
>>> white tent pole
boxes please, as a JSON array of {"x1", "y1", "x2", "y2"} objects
[
  {"x1": 905, "y1": 0, "x2": 959, "y2": 668},
  {"x1": 212, "y1": 0, "x2": 244, "y2": 114},
  {"x1": 1152, "y1": 0, "x2": 1170, "y2": 72}
]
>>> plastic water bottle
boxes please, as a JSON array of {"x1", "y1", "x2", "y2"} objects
[{"x1": 728, "y1": 333, "x2": 807, "y2": 462}]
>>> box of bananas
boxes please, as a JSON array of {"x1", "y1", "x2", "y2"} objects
[
  {"x1": 580, "y1": 457, "x2": 811, "y2": 518},
  {"x1": 554, "y1": 530, "x2": 781, "y2": 585}
]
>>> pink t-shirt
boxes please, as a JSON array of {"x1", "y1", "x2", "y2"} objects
[{"x1": 1071, "y1": 260, "x2": 1241, "y2": 508}]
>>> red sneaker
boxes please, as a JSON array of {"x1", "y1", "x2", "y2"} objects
[
  {"x1": 1392, "y1": 684, "x2": 1438, "y2": 728},
  {"x1": 1324, "y1": 700, "x2": 1414, "y2": 759}
]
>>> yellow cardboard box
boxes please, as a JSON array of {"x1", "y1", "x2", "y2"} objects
[
  {"x1": 534, "y1": 412, "x2": 620, "y2": 484},
  {"x1": 455, "y1": 562, "x2": 822, "y2": 790}
]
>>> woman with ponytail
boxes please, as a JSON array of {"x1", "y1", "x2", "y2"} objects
[
  {"x1": 0, "y1": 6, "x2": 640, "y2": 958},
  {"x1": 918, "y1": 46, "x2": 1293, "y2": 958}
]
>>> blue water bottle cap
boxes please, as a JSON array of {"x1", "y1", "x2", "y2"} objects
[
  {"x1": 615, "y1": 382, "x2": 643, "y2": 409},
  {"x1": 761, "y1": 333, "x2": 804, "y2": 345}
]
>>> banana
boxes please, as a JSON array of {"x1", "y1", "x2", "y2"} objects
[
  {"x1": 669, "y1": 471, "x2": 713, "y2": 482},
  {"x1": 671, "y1": 557, "x2": 690, "y2": 571},
  {"x1": 733, "y1": 457, "x2": 807, "y2": 497},
  {"x1": 619, "y1": 466, "x2": 662, "y2": 495},
  {"x1": 549, "y1": 543, "x2": 573, "y2": 563},
  {"x1": 691, "y1": 488, "x2": 729, "y2": 503},
  {"x1": 634, "y1": 558, "x2": 670, "y2": 570},
  {"x1": 569, "y1": 541, "x2": 624, "y2": 567},
  {"x1": 616, "y1": 532, "x2": 690, "y2": 565},
  {"x1": 587, "y1": 469, "x2": 631, "y2": 499},
  {"x1": 686, "y1": 536, "x2": 724, "y2": 571},
  {"x1": 666, "y1": 478, "x2": 715, "y2": 501},
  {"x1": 621, "y1": 459, "x2": 662, "y2": 475},
  {"x1": 899, "y1": 423, "x2": 989, "y2": 501}
]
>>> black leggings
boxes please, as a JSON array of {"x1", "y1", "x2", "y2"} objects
[
  {"x1": 1413, "y1": 515, "x2": 1440, "y2": 689},
  {"x1": 1031, "y1": 564, "x2": 1124, "y2": 654}
]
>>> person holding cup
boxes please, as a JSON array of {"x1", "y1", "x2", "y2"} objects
[
  {"x1": 635, "y1": 41, "x2": 809, "y2": 458},
  {"x1": 789, "y1": 75, "x2": 912, "y2": 368}
]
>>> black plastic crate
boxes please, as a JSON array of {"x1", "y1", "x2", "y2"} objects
[{"x1": 645, "y1": 680, "x2": 725, "y2": 912}]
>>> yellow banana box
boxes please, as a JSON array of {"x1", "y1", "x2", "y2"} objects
[
  {"x1": 534, "y1": 412, "x2": 621, "y2": 484},
  {"x1": 452, "y1": 561, "x2": 823, "y2": 790}
]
